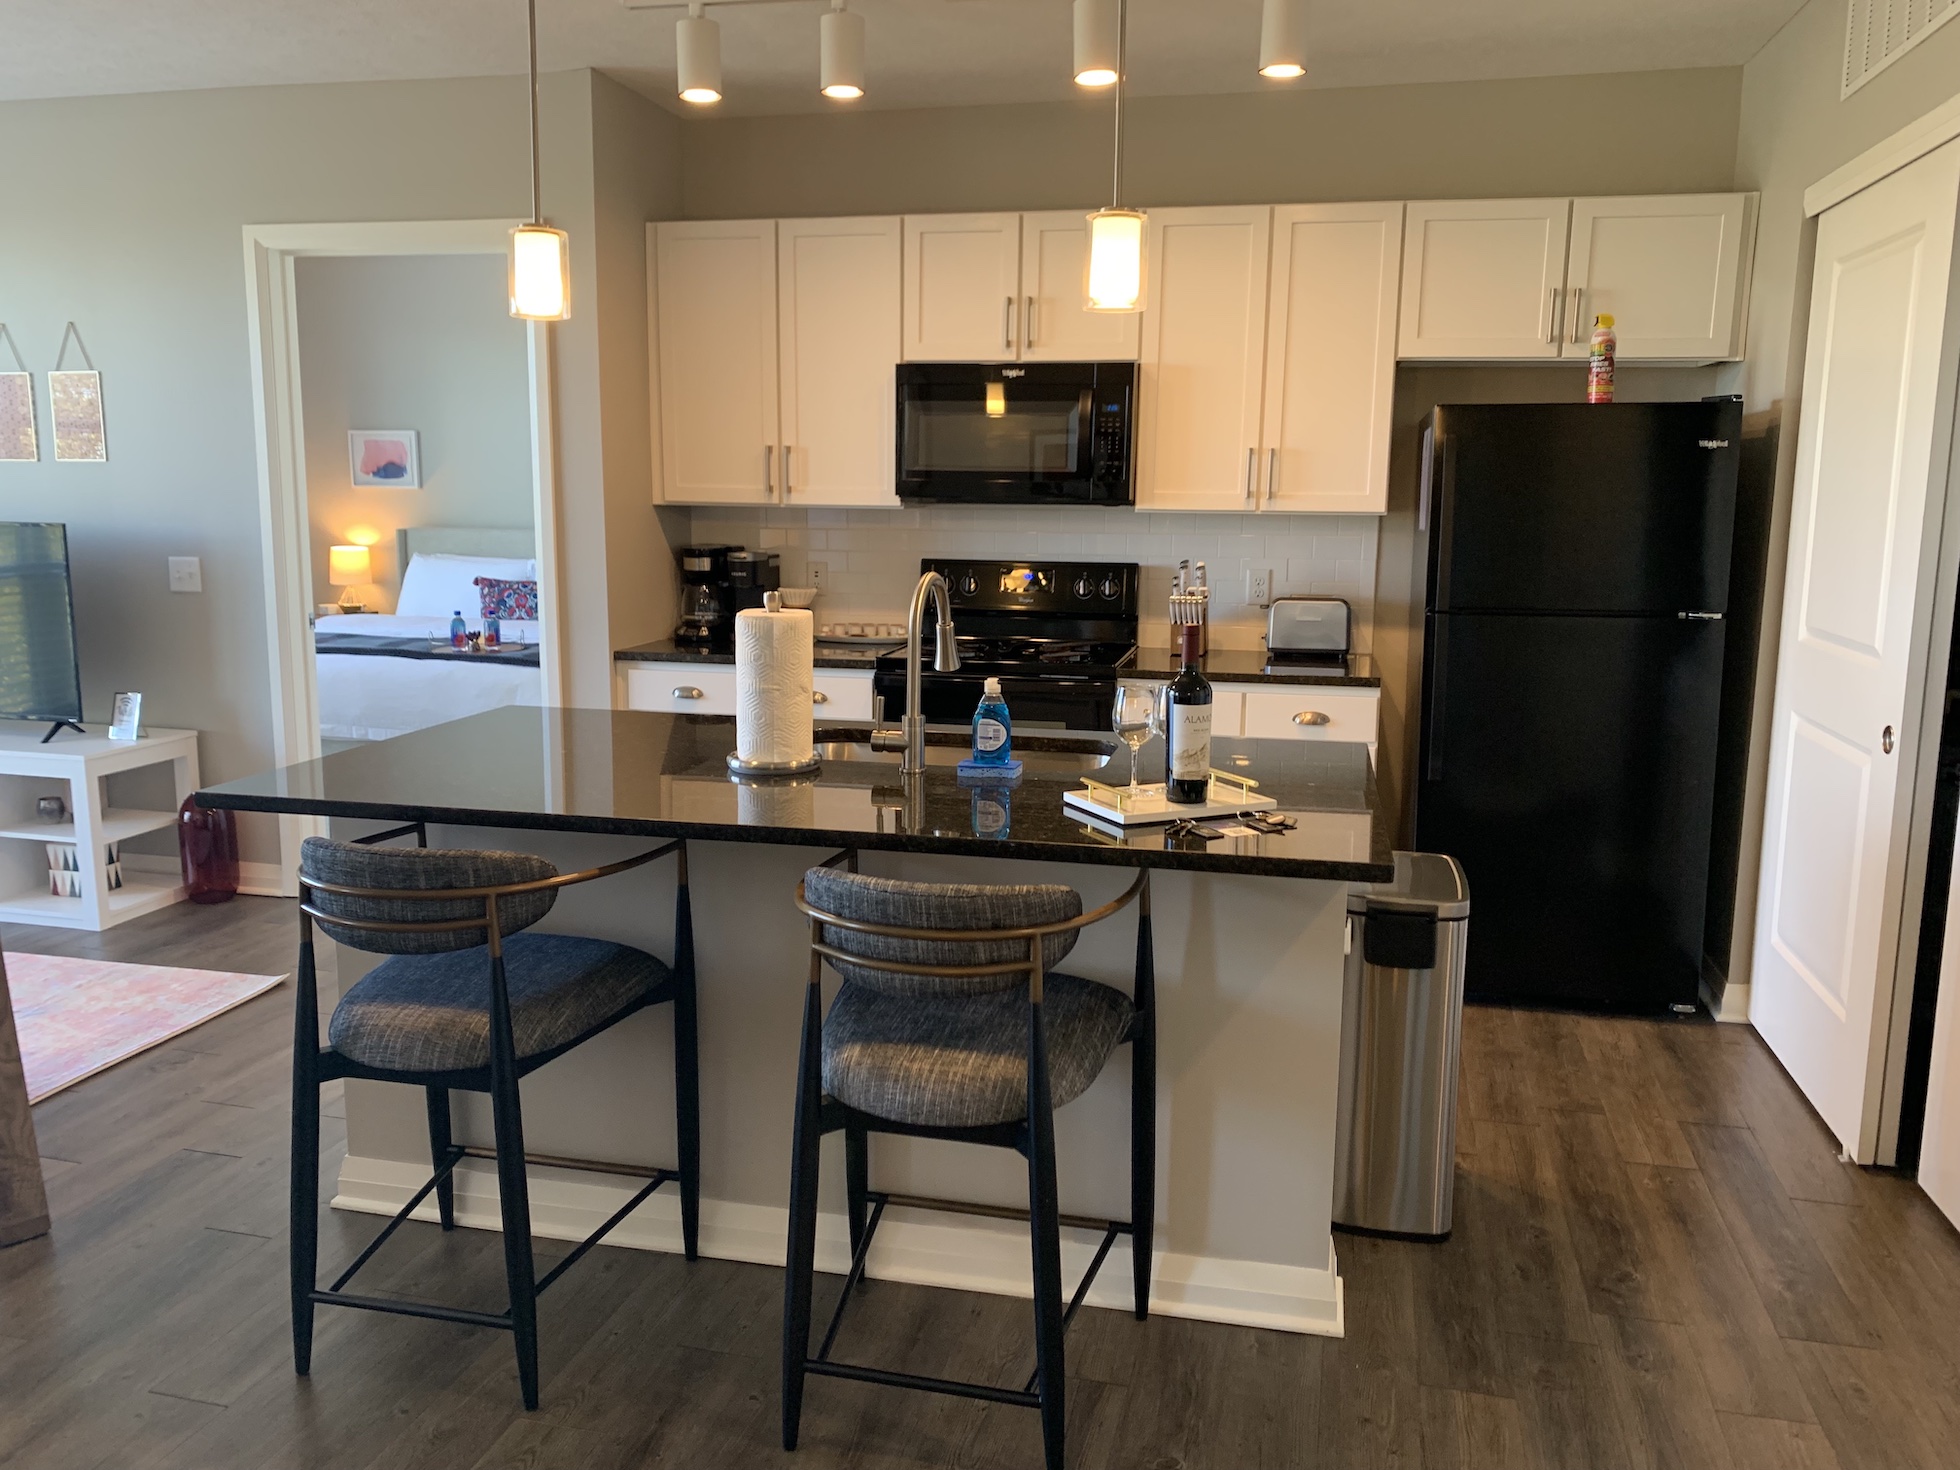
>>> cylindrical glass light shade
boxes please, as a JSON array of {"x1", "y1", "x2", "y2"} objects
[
  {"x1": 677, "y1": 12, "x2": 723, "y2": 104},
  {"x1": 1073, "y1": 0, "x2": 1118, "y2": 86},
  {"x1": 1259, "y1": 0, "x2": 1307, "y2": 78},
  {"x1": 327, "y1": 544, "x2": 371, "y2": 587},
  {"x1": 509, "y1": 224, "x2": 570, "y2": 321},
  {"x1": 820, "y1": 4, "x2": 865, "y2": 99},
  {"x1": 1085, "y1": 208, "x2": 1146, "y2": 313}
]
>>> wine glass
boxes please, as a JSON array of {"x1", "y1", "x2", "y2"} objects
[{"x1": 1113, "y1": 684, "x2": 1156, "y2": 797}]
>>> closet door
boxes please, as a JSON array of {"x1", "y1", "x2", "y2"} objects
[
  {"x1": 902, "y1": 213, "x2": 1022, "y2": 361},
  {"x1": 1019, "y1": 210, "x2": 1141, "y2": 361},
  {"x1": 1258, "y1": 202, "x2": 1402, "y2": 514},
  {"x1": 1134, "y1": 206, "x2": 1273, "y2": 511},
  {"x1": 1562, "y1": 194, "x2": 1755, "y2": 360},
  {"x1": 778, "y1": 216, "x2": 902, "y2": 507},
  {"x1": 1398, "y1": 199, "x2": 1571, "y2": 359},
  {"x1": 653, "y1": 219, "x2": 779, "y2": 504}
]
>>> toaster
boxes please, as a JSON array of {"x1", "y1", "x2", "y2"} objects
[{"x1": 1266, "y1": 596, "x2": 1352, "y2": 657}]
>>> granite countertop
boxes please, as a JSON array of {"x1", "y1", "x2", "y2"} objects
[
  {"x1": 616, "y1": 638, "x2": 888, "y2": 670},
  {"x1": 198, "y1": 707, "x2": 1391, "y2": 882}
]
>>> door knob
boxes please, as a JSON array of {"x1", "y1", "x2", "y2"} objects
[{"x1": 1883, "y1": 725, "x2": 1895, "y2": 754}]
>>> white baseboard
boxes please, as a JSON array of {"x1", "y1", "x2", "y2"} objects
[
  {"x1": 121, "y1": 852, "x2": 287, "y2": 898},
  {"x1": 333, "y1": 1153, "x2": 1345, "y2": 1338}
]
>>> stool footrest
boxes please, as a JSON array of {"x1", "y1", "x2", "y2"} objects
[
  {"x1": 311, "y1": 1289, "x2": 512, "y2": 1332},
  {"x1": 803, "y1": 1359, "x2": 1040, "y2": 1409}
]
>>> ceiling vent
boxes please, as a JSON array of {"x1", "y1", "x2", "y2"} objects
[{"x1": 1843, "y1": 0, "x2": 1959, "y2": 98}]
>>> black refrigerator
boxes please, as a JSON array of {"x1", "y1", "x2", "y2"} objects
[{"x1": 1413, "y1": 401, "x2": 1743, "y2": 1012}]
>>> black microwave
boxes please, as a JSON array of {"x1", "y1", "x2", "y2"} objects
[{"x1": 894, "y1": 361, "x2": 1135, "y2": 506}]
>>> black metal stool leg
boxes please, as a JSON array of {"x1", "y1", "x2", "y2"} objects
[
  {"x1": 1028, "y1": 1008, "x2": 1068, "y2": 1470},
  {"x1": 425, "y1": 1086, "x2": 456, "y2": 1231},
  {"x1": 1131, "y1": 897, "x2": 1156, "y2": 1320},
  {"x1": 845, "y1": 1121, "x2": 870, "y2": 1278},
  {"x1": 487, "y1": 954, "x2": 541, "y2": 1411},
  {"x1": 673, "y1": 848, "x2": 702, "y2": 1261},
  {"x1": 290, "y1": 934, "x2": 321, "y2": 1377},
  {"x1": 782, "y1": 977, "x2": 824, "y2": 1450}
]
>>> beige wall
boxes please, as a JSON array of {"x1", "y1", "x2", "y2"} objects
[
  {"x1": 681, "y1": 67, "x2": 1743, "y2": 219},
  {"x1": 1720, "y1": 0, "x2": 1960, "y2": 1002}
]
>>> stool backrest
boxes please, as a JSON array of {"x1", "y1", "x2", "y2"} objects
[
  {"x1": 803, "y1": 869, "x2": 1082, "y2": 997},
  {"x1": 299, "y1": 837, "x2": 558, "y2": 955}
]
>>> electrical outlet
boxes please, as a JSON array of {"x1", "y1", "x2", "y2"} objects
[
  {"x1": 1245, "y1": 566, "x2": 1272, "y2": 607},
  {"x1": 168, "y1": 556, "x2": 203, "y2": 593},
  {"x1": 808, "y1": 561, "x2": 829, "y2": 593}
]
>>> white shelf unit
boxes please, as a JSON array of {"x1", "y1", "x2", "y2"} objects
[{"x1": 0, "y1": 725, "x2": 200, "y2": 931}]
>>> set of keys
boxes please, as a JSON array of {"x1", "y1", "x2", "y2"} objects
[{"x1": 1164, "y1": 810, "x2": 1298, "y2": 842}]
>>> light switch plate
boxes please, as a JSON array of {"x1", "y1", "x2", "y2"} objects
[{"x1": 168, "y1": 556, "x2": 203, "y2": 593}]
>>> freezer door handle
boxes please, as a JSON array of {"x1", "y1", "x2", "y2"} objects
[{"x1": 1425, "y1": 618, "x2": 1448, "y2": 781}]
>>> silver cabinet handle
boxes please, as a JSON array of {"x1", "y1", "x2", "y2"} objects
[
  {"x1": 1547, "y1": 286, "x2": 1559, "y2": 344},
  {"x1": 781, "y1": 444, "x2": 792, "y2": 499},
  {"x1": 763, "y1": 444, "x2": 773, "y2": 500},
  {"x1": 1267, "y1": 447, "x2": 1278, "y2": 504},
  {"x1": 1570, "y1": 285, "x2": 1586, "y2": 344},
  {"x1": 1244, "y1": 447, "x2": 1256, "y2": 503},
  {"x1": 1025, "y1": 295, "x2": 1037, "y2": 348},
  {"x1": 1003, "y1": 296, "x2": 1014, "y2": 351},
  {"x1": 812, "y1": 690, "x2": 829, "y2": 705},
  {"x1": 673, "y1": 686, "x2": 704, "y2": 700},
  {"x1": 1292, "y1": 710, "x2": 1332, "y2": 727},
  {"x1": 1883, "y1": 725, "x2": 1895, "y2": 754}
]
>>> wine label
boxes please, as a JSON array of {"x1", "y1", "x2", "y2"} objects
[
  {"x1": 1168, "y1": 702, "x2": 1212, "y2": 781},
  {"x1": 974, "y1": 718, "x2": 1007, "y2": 753}
]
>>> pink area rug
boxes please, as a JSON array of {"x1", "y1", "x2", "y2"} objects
[{"x1": 6, "y1": 953, "x2": 287, "y2": 1103}]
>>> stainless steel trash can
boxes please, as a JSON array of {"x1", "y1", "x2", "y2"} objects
[{"x1": 1333, "y1": 852, "x2": 1470, "y2": 1240}]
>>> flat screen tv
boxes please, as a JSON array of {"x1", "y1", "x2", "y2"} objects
[{"x1": 0, "y1": 523, "x2": 84, "y2": 734}]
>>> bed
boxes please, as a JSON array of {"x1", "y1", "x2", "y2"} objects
[{"x1": 314, "y1": 528, "x2": 544, "y2": 742}]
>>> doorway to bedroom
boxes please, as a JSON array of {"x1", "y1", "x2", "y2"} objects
[{"x1": 293, "y1": 252, "x2": 543, "y2": 753}]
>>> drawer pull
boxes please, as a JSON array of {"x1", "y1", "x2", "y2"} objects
[
  {"x1": 673, "y1": 686, "x2": 705, "y2": 700},
  {"x1": 1292, "y1": 710, "x2": 1332, "y2": 727},
  {"x1": 812, "y1": 690, "x2": 829, "y2": 704}
]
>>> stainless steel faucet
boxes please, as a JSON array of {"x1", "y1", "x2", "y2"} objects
[{"x1": 871, "y1": 571, "x2": 961, "y2": 774}]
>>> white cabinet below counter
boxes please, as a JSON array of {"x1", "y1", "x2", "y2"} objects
[
  {"x1": 1210, "y1": 683, "x2": 1380, "y2": 759},
  {"x1": 623, "y1": 663, "x2": 877, "y2": 721}
]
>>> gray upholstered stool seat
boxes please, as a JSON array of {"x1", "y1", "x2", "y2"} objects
[
  {"x1": 328, "y1": 934, "x2": 672, "y2": 1074},
  {"x1": 822, "y1": 973, "x2": 1133, "y2": 1128}
]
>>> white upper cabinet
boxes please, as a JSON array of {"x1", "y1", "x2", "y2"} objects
[
  {"x1": 1258, "y1": 203, "x2": 1402, "y2": 514},
  {"x1": 1399, "y1": 199, "x2": 1572, "y2": 359},
  {"x1": 902, "y1": 213, "x2": 1022, "y2": 360},
  {"x1": 1019, "y1": 210, "x2": 1142, "y2": 361},
  {"x1": 1135, "y1": 206, "x2": 1274, "y2": 511},
  {"x1": 777, "y1": 216, "x2": 902, "y2": 508},
  {"x1": 1561, "y1": 194, "x2": 1755, "y2": 361},
  {"x1": 651, "y1": 219, "x2": 780, "y2": 503}
]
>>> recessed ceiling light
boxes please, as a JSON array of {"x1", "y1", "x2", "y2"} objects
[
  {"x1": 1073, "y1": 0, "x2": 1118, "y2": 87},
  {"x1": 677, "y1": 4, "x2": 722, "y2": 104},
  {"x1": 820, "y1": 0, "x2": 865, "y2": 99},
  {"x1": 1259, "y1": 0, "x2": 1307, "y2": 79}
]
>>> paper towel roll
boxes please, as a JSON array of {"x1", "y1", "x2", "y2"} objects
[
  {"x1": 738, "y1": 776, "x2": 817, "y2": 828},
  {"x1": 734, "y1": 597, "x2": 815, "y2": 766}
]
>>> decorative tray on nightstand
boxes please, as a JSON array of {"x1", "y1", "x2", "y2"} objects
[{"x1": 1063, "y1": 769, "x2": 1277, "y2": 827}]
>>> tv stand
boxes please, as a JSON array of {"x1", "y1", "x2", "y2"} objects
[{"x1": 38, "y1": 720, "x2": 84, "y2": 744}]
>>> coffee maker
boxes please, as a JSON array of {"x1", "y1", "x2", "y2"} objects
[
  {"x1": 675, "y1": 545, "x2": 737, "y2": 648},
  {"x1": 726, "y1": 549, "x2": 781, "y2": 614}
]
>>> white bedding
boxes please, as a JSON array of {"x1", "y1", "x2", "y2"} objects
[{"x1": 316, "y1": 651, "x2": 540, "y2": 742}]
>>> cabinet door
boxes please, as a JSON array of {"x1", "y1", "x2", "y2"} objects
[
  {"x1": 1019, "y1": 210, "x2": 1142, "y2": 361},
  {"x1": 1238, "y1": 686, "x2": 1379, "y2": 749},
  {"x1": 1562, "y1": 194, "x2": 1755, "y2": 360},
  {"x1": 653, "y1": 219, "x2": 779, "y2": 503},
  {"x1": 1135, "y1": 206, "x2": 1273, "y2": 511},
  {"x1": 778, "y1": 216, "x2": 902, "y2": 508},
  {"x1": 624, "y1": 665, "x2": 739, "y2": 716},
  {"x1": 902, "y1": 213, "x2": 1021, "y2": 361},
  {"x1": 1398, "y1": 199, "x2": 1571, "y2": 359},
  {"x1": 1259, "y1": 202, "x2": 1402, "y2": 514}
]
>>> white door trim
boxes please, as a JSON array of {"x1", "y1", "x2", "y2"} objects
[
  {"x1": 240, "y1": 219, "x2": 565, "y2": 892},
  {"x1": 1807, "y1": 91, "x2": 1960, "y2": 217}
]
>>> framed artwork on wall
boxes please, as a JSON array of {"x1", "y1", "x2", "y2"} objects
[
  {"x1": 0, "y1": 325, "x2": 35, "y2": 462},
  {"x1": 50, "y1": 323, "x2": 106, "y2": 462},
  {"x1": 349, "y1": 430, "x2": 420, "y2": 488}
]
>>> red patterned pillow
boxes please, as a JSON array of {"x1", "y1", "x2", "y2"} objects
[{"x1": 475, "y1": 576, "x2": 539, "y2": 621}]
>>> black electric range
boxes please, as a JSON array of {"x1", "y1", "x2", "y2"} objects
[{"x1": 873, "y1": 559, "x2": 1141, "y2": 729}]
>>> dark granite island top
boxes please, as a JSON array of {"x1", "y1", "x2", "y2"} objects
[{"x1": 197, "y1": 706, "x2": 1392, "y2": 883}]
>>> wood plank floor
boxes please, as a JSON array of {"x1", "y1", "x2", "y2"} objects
[{"x1": 4, "y1": 898, "x2": 1960, "y2": 1468}]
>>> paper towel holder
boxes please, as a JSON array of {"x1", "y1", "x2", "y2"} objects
[{"x1": 728, "y1": 590, "x2": 822, "y2": 777}]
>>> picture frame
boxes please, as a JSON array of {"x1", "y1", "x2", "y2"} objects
[
  {"x1": 348, "y1": 430, "x2": 420, "y2": 488},
  {"x1": 107, "y1": 691, "x2": 143, "y2": 742},
  {"x1": 49, "y1": 370, "x2": 107, "y2": 462}
]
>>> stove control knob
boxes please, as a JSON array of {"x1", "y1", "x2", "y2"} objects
[
  {"x1": 959, "y1": 573, "x2": 979, "y2": 598},
  {"x1": 1099, "y1": 574, "x2": 1122, "y2": 601},
  {"x1": 1073, "y1": 574, "x2": 1094, "y2": 601}
]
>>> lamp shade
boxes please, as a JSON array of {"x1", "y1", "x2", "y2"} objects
[
  {"x1": 820, "y1": 4, "x2": 865, "y2": 98},
  {"x1": 1072, "y1": 0, "x2": 1118, "y2": 86},
  {"x1": 678, "y1": 12, "x2": 722, "y2": 103},
  {"x1": 1259, "y1": 0, "x2": 1308, "y2": 77},
  {"x1": 328, "y1": 544, "x2": 371, "y2": 588},
  {"x1": 1085, "y1": 208, "x2": 1146, "y2": 313},
  {"x1": 509, "y1": 224, "x2": 570, "y2": 321}
]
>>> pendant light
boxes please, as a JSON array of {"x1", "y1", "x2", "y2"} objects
[
  {"x1": 820, "y1": 0, "x2": 865, "y2": 99},
  {"x1": 1259, "y1": 0, "x2": 1307, "y2": 79},
  {"x1": 1072, "y1": 0, "x2": 1117, "y2": 87},
  {"x1": 509, "y1": 0, "x2": 571, "y2": 321},
  {"x1": 677, "y1": 3, "x2": 723, "y2": 104},
  {"x1": 1084, "y1": 0, "x2": 1143, "y2": 313}
]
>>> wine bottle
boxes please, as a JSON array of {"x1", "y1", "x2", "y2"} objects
[{"x1": 1165, "y1": 622, "x2": 1213, "y2": 804}]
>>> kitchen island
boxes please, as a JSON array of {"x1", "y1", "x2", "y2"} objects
[{"x1": 199, "y1": 706, "x2": 1391, "y2": 1337}]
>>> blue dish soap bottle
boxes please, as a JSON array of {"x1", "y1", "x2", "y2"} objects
[
  {"x1": 450, "y1": 610, "x2": 468, "y2": 649},
  {"x1": 972, "y1": 677, "x2": 1011, "y2": 766}
]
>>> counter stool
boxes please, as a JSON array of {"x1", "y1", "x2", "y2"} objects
[
  {"x1": 782, "y1": 859, "x2": 1155, "y2": 1470},
  {"x1": 290, "y1": 824, "x2": 700, "y2": 1411}
]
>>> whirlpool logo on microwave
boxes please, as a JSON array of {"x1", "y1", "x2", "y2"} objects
[
  {"x1": 1699, "y1": 438, "x2": 1731, "y2": 449},
  {"x1": 999, "y1": 367, "x2": 1027, "y2": 378}
]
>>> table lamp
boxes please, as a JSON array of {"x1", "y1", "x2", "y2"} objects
[{"x1": 328, "y1": 544, "x2": 372, "y2": 612}]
